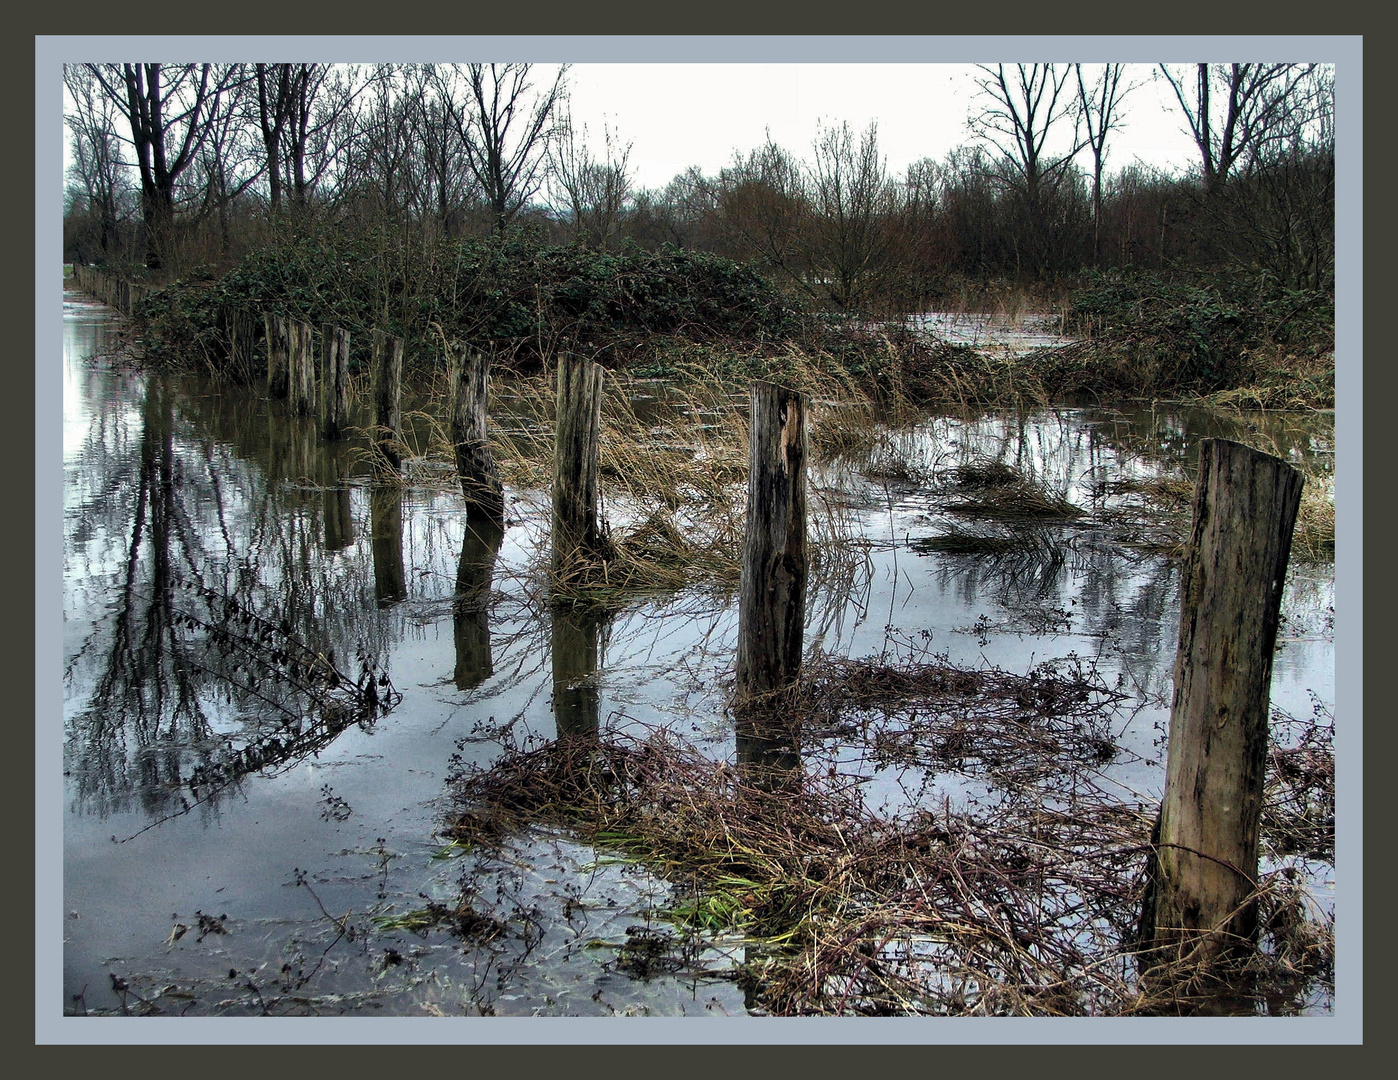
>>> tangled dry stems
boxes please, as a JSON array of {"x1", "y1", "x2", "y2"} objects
[{"x1": 445, "y1": 649, "x2": 1334, "y2": 1016}]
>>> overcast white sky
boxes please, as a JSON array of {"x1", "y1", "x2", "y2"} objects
[
  {"x1": 56, "y1": 39, "x2": 1349, "y2": 201},
  {"x1": 558, "y1": 62, "x2": 1201, "y2": 192}
]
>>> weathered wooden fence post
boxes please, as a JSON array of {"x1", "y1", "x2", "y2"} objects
[
  {"x1": 223, "y1": 304, "x2": 259, "y2": 384},
  {"x1": 735, "y1": 381, "x2": 809, "y2": 713},
  {"x1": 448, "y1": 342, "x2": 504, "y2": 519},
  {"x1": 320, "y1": 324, "x2": 352, "y2": 440},
  {"x1": 551, "y1": 352, "x2": 611, "y2": 575},
  {"x1": 288, "y1": 319, "x2": 317, "y2": 417},
  {"x1": 371, "y1": 329, "x2": 405, "y2": 473},
  {"x1": 1140, "y1": 438, "x2": 1304, "y2": 971},
  {"x1": 265, "y1": 313, "x2": 290, "y2": 399}
]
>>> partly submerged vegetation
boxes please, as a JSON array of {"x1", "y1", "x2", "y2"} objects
[
  {"x1": 441, "y1": 667, "x2": 1333, "y2": 1016},
  {"x1": 117, "y1": 230, "x2": 1335, "y2": 413}
]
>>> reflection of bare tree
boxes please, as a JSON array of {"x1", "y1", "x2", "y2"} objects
[
  {"x1": 453, "y1": 515, "x2": 505, "y2": 690},
  {"x1": 64, "y1": 366, "x2": 402, "y2": 824}
]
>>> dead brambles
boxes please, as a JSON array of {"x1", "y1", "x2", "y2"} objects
[
  {"x1": 443, "y1": 723, "x2": 1332, "y2": 1014},
  {"x1": 441, "y1": 642, "x2": 1334, "y2": 1015},
  {"x1": 789, "y1": 649, "x2": 1129, "y2": 790}
]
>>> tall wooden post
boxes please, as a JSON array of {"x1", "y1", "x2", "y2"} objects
[
  {"x1": 288, "y1": 319, "x2": 316, "y2": 417},
  {"x1": 735, "y1": 381, "x2": 809, "y2": 713},
  {"x1": 448, "y1": 342, "x2": 504, "y2": 519},
  {"x1": 551, "y1": 353, "x2": 611, "y2": 574},
  {"x1": 371, "y1": 329, "x2": 405, "y2": 473},
  {"x1": 321, "y1": 324, "x2": 352, "y2": 440},
  {"x1": 1140, "y1": 438, "x2": 1304, "y2": 970},
  {"x1": 265, "y1": 313, "x2": 290, "y2": 399},
  {"x1": 223, "y1": 304, "x2": 258, "y2": 384}
]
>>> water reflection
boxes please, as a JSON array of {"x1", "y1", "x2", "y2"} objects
[
  {"x1": 370, "y1": 483, "x2": 407, "y2": 607},
  {"x1": 453, "y1": 516, "x2": 505, "y2": 690},
  {"x1": 321, "y1": 442, "x2": 355, "y2": 551},
  {"x1": 550, "y1": 604, "x2": 606, "y2": 738},
  {"x1": 734, "y1": 714, "x2": 802, "y2": 795},
  {"x1": 64, "y1": 340, "x2": 398, "y2": 823}
]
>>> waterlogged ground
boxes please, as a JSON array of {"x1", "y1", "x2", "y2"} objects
[{"x1": 58, "y1": 290, "x2": 1336, "y2": 1017}]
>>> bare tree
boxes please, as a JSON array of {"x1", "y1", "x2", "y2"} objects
[
  {"x1": 807, "y1": 120, "x2": 897, "y2": 309},
  {"x1": 1074, "y1": 63, "x2": 1133, "y2": 265},
  {"x1": 63, "y1": 65, "x2": 137, "y2": 262},
  {"x1": 717, "y1": 136, "x2": 811, "y2": 290},
  {"x1": 191, "y1": 73, "x2": 263, "y2": 260},
  {"x1": 548, "y1": 114, "x2": 634, "y2": 248},
  {"x1": 1157, "y1": 62, "x2": 1318, "y2": 193},
  {"x1": 84, "y1": 63, "x2": 241, "y2": 270},
  {"x1": 429, "y1": 63, "x2": 568, "y2": 235},
  {"x1": 970, "y1": 63, "x2": 1085, "y2": 277},
  {"x1": 253, "y1": 63, "x2": 370, "y2": 215}
]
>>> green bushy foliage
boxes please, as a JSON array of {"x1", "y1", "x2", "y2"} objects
[
  {"x1": 133, "y1": 227, "x2": 804, "y2": 375},
  {"x1": 1061, "y1": 270, "x2": 1334, "y2": 395}
]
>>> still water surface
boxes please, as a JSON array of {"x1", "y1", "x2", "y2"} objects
[{"x1": 59, "y1": 288, "x2": 1335, "y2": 1017}]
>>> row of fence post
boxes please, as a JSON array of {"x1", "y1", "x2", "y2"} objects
[
  {"x1": 77, "y1": 272, "x2": 1308, "y2": 987},
  {"x1": 70, "y1": 264, "x2": 156, "y2": 315}
]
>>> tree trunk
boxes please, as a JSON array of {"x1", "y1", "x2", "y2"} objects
[
  {"x1": 371, "y1": 329, "x2": 404, "y2": 473},
  {"x1": 1140, "y1": 438, "x2": 1304, "y2": 971},
  {"x1": 735, "y1": 381, "x2": 809, "y2": 713},
  {"x1": 550, "y1": 353, "x2": 611, "y2": 575},
  {"x1": 320, "y1": 324, "x2": 351, "y2": 440},
  {"x1": 448, "y1": 342, "x2": 504, "y2": 519}
]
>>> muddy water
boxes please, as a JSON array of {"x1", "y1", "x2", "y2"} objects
[{"x1": 58, "y1": 289, "x2": 1335, "y2": 1017}]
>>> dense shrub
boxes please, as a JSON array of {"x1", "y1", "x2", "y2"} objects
[
  {"x1": 133, "y1": 227, "x2": 804, "y2": 374},
  {"x1": 1060, "y1": 270, "x2": 1334, "y2": 395}
]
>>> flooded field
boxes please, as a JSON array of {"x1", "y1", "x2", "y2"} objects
[{"x1": 57, "y1": 289, "x2": 1336, "y2": 1018}]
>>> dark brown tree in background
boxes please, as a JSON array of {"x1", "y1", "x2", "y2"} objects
[
  {"x1": 806, "y1": 120, "x2": 898, "y2": 309},
  {"x1": 84, "y1": 63, "x2": 241, "y2": 270},
  {"x1": 970, "y1": 63, "x2": 1085, "y2": 278},
  {"x1": 431, "y1": 63, "x2": 569, "y2": 235},
  {"x1": 1074, "y1": 63, "x2": 1132, "y2": 266},
  {"x1": 63, "y1": 65, "x2": 136, "y2": 263},
  {"x1": 548, "y1": 115, "x2": 634, "y2": 249}
]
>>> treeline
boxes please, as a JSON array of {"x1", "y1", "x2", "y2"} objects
[{"x1": 64, "y1": 62, "x2": 1335, "y2": 311}]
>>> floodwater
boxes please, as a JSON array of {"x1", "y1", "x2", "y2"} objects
[{"x1": 58, "y1": 289, "x2": 1336, "y2": 1018}]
